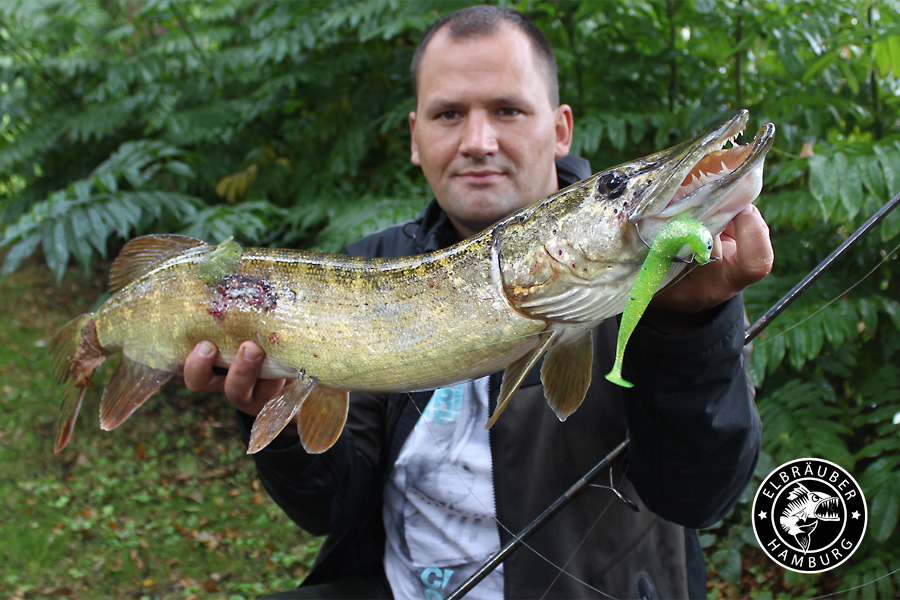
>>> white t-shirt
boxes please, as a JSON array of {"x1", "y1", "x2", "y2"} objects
[{"x1": 383, "y1": 377, "x2": 503, "y2": 599}]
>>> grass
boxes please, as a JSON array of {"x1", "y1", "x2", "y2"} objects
[{"x1": 0, "y1": 256, "x2": 322, "y2": 599}]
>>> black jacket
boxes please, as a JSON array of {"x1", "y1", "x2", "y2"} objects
[{"x1": 241, "y1": 156, "x2": 761, "y2": 599}]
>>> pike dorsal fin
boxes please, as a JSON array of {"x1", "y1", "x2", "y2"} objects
[
  {"x1": 486, "y1": 329, "x2": 558, "y2": 430},
  {"x1": 109, "y1": 234, "x2": 209, "y2": 293},
  {"x1": 541, "y1": 329, "x2": 593, "y2": 421}
]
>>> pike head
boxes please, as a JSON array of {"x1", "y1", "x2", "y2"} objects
[{"x1": 496, "y1": 109, "x2": 775, "y2": 324}]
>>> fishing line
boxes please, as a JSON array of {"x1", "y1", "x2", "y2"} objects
[
  {"x1": 808, "y1": 565, "x2": 900, "y2": 599},
  {"x1": 746, "y1": 190, "x2": 900, "y2": 343},
  {"x1": 749, "y1": 237, "x2": 900, "y2": 349},
  {"x1": 406, "y1": 391, "x2": 619, "y2": 600},
  {"x1": 537, "y1": 464, "x2": 631, "y2": 600}
]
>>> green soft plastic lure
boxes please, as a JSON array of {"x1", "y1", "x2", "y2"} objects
[{"x1": 605, "y1": 218, "x2": 715, "y2": 388}]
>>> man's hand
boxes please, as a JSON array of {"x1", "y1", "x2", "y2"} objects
[
  {"x1": 651, "y1": 204, "x2": 773, "y2": 313},
  {"x1": 183, "y1": 340, "x2": 287, "y2": 417}
]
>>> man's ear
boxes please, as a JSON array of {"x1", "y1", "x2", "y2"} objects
[
  {"x1": 555, "y1": 104, "x2": 574, "y2": 158},
  {"x1": 409, "y1": 111, "x2": 421, "y2": 166}
]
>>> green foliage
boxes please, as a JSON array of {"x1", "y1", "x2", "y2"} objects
[{"x1": 2, "y1": 0, "x2": 900, "y2": 597}]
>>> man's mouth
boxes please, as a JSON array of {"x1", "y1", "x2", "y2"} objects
[{"x1": 457, "y1": 170, "x2": 505, "y2": 184}]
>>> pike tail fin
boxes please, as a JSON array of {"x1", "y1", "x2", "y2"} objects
[{"x1": 49, "y1": 314, "x2": 105, "y2": 453}]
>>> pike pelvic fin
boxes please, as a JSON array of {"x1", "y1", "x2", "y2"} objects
[
  {"x1": 249, "y1": 375, "x2": 316, "y2": 454},
  {"x1": 297, "y1": 385, "x2": 349, "y2": 454},
  {"x1": 486, "y1": 329, "x2": 558, "y2": 430},
  {"x1": 248, "y1": 374, "x2": 349, "y2": 455},
  {"x1": 49, "y1": 314, "x2": 105, "y2": 454},
  {"x1": 109, "y1": 234, "x2": 209, "y2": 293},
  {"x1": 99, "y1": 357, "x2": 174, "y2": 431},
  {"x1": 541, "y1": 329, "x2": 593, "y2": 421}
]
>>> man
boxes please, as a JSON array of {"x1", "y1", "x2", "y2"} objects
[{"x1": 185, "y1": 6, "x2": 772, "y2": 599}]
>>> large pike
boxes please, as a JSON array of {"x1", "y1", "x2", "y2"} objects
[{"x1": 51, "y1": 110, "x2": 774, "y2": 455}]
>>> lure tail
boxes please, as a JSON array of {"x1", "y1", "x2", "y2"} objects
[
  {"x1": 605, "y1": 219, "x2": 714, "y2": 388},
  {"x1": 49, "y1": 314, "x2": 106, "y2": 453}
]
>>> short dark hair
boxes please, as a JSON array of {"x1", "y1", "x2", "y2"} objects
[{"x1": 410, "y1": 5, "x2": 560, "y2": 107}]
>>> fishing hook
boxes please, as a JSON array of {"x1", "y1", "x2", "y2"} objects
[
  {"x1": 449, "y1": 192, "x2": 900, "y2": 599},
  {"x1": 634, "y1": 221, "x2": 718, "y2": 264},
  {"x1": 589, "y1": 465, "x2": 640, "y2": 513},
  {"x1": 445, "y1": 438, "x2": 631, "y2": 600}
]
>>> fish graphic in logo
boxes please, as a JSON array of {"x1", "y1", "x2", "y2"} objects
[{"x1": 778, "y1": 483, "x2": 840, "y2": 553}]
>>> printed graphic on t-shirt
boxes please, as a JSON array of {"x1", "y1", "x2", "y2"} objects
[{"x1": 383, "y1": 378, "x2": 503, "y2": 600}]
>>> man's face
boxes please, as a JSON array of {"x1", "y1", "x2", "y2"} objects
[{"x1": 410, "y1": 25, "x2": 573, "y2": 239}]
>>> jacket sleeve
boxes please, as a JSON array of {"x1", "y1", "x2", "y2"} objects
[
  {"x1": 621, "y1": 294, "x2": 761, "y2": 528},
  {"x1": 236, "y1": 391, "x2": 388, "y2": 536}
]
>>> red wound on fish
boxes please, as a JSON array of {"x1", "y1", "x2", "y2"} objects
[{"x1": 207, "y1": 274, "x2": 277, "y2": 321}]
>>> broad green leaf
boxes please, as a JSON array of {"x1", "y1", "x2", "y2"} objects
[
  {"x1": 874, "y1": 145, "x2": 899, "y2": 199},
  {"x1": 874, "y1": 36, "x2": 894, "y2": 76},
  {"x1": 834, "y1": 153, "x2": 861, "y2": 221},
  {"x1": 861, "y1": 153, "x2": 888, "y2": 200},
  {"x1": 0, "y1": 233, "x2": 41, "y2": 276},
  {"x1": 604, "y1": 115, "x2": 626, "y2": 152},
  {"x1": 858, "y1": 456, "x2": 900, "y2": 492},
  {"x1": 868, "y1": 482, "x2": 900, "y2": 543}
]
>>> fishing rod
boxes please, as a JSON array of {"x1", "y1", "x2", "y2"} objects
[
  {"x1": 446, "y1": 438, "x2": 631, "y2": 600},
  {"x1": 447, "y1": 192, "x2": 900, "y2": 599},
  {"x1": 746, "y1": 190, "x2": 900, "y2": 343}
]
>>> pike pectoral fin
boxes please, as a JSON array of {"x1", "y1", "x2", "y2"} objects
[
  {"x1": 248, "y1": 375, "x2": 316, "y2": 454},
  {"x1": 486, "y1": 330, "x2": 558, "y2": 430},
  {"x1": 99, "y1": 358, "x2": 174, "y2": 431},
  {"x1": 297, "y1": 386, "x2": 349, "y2": 455},
  {"x1": 541, "y1": 329, "x2": 593, "y2": 421}
]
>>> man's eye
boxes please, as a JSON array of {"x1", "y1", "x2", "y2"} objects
[
  {"x1": 437, "y1": 111, "x2": 461, "y2": 120},
  {"x1": 497, "y1": 107, "x2": 521, "y2": 117}
]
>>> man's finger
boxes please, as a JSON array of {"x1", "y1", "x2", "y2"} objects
[
  {"x1": 184, "y1": 340, "x2": 224, "y2": 393},
  {"x1": 222, "y1": 341, "x2": 285, "y2": 417},
  {"x1": 727, "y1": 205, "x2": 773, "y2": 289}
]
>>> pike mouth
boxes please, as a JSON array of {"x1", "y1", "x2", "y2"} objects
[
  {"x1": 814, "y1": 497, "x2": 841, "y2": 521},
  {"x1": 633, "y1": 110, "x2": 776, "y2": 242}
]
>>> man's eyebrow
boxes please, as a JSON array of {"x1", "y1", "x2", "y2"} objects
[
  {"x1": 423, "y1": 96, "x2": 535, "y2": 115},
  {"x1": 423, "y1": 99, "x2": 465, "y2": 115},
  {"x1": 487, "y1": 96, "x2": 534, "y2": 110}
]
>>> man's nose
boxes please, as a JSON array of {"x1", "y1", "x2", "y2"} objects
[{"x1": 459, "y1": 112, "x2": 498, "y2": 157}]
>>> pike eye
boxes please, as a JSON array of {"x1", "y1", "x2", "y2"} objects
[{"x1": 596, "y1": 172, "x2": 627, "y2": 199}]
